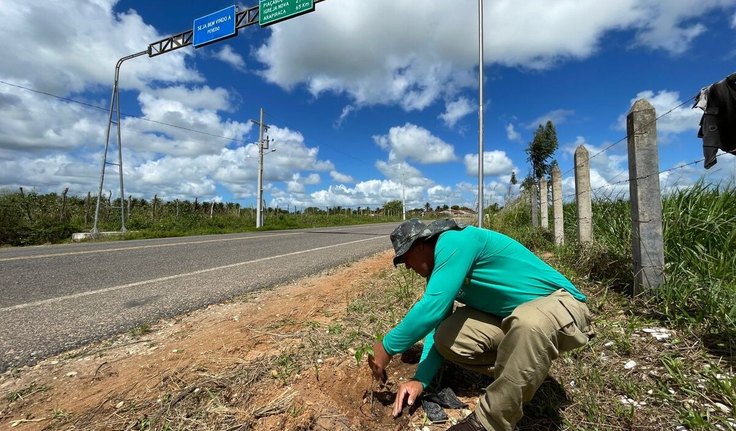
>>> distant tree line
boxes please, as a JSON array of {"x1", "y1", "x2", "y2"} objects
[{"x1": 0, "y1": 190, "x2": 449, "y2": 246}]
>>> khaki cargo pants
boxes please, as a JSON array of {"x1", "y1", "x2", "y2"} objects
[{"x1": 434, "y1": 289, "x2": 593, "y2": 431}]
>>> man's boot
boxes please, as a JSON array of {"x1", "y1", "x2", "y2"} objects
[{"x1": 447, "y1": 412, "x2": 485, "y2": 431}]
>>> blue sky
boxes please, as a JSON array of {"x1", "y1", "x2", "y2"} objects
[{"x1": 1, "y1": 0, "x2": 735, "y2": 211}]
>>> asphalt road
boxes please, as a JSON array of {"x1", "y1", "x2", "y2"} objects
[{"x1": 0, "y1": 223, "x2": 395, "y2": 372}]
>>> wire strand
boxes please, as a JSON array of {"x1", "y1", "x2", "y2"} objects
[
  {"x1": 0, "y1": 79, "x2": 252, "y2": 145},
  {"x1": 561, "y1": 95, "x2": 697, "y2": 177}
]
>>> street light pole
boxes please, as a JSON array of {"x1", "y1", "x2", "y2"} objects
[{"x1": 477, "y1": 0, "x2": 485, "y2": 228}]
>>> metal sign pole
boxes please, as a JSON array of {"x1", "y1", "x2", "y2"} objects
[
  {"x1": 92, "y1": 51, "x2": 146, "y2": 234},
  {"x1": 477, "y1": 0, "x2": 485, "y2": 228}
]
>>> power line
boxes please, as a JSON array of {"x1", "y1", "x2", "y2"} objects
[
  {"x1": 0, "y1": 79, "x2": 252, "y2": 145},
  {"x1": 561, "y1": 95, "x2": 697, "y2": 177}
]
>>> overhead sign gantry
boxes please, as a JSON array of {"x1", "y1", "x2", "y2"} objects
[
  {"x1": 148, "y1": 0, "x2": 323, "y2": 57},
  {"x1": 93, "y1": 1, "x2": 325, "y2": 233}
]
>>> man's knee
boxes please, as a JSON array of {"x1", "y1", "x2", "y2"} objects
[
  {"x1": 433, "y1": 317, "x2": 461, "y2": 359},
  {"x1": 434, "y1": 307, "x2": 503, "y2": 363}
]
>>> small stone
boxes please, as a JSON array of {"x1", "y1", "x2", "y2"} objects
[
  {"x1": 193, "y1": 388, "x2": 200, "y2": 394},
  {"x1": 115, "y1": 401, "x2": 124, "y2": 409},
  {"x1": 65, "y1": 371, "x2": 78, "y2": 377},
  {"x1": 604, "y1": 341, "x2": 614, "y2": 347},
  {"x1": 624, "y1": 360, "x2": 637, "y2": 370},
  {"x1": 713, "y1": 402, "x2": 731, "y2": 414}
]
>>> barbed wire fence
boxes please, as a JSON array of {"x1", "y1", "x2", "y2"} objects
[{"x1": 532, "y1": 94, "x2": 735, "y2": 294}]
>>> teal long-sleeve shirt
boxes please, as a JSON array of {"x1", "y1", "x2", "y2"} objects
[{"x1": 382, "y1": 226, "x2": 586, "y2": 387}]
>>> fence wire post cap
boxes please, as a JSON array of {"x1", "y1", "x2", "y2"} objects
[{"x1": 630, "y1": 99, "x2": 655, "y2": 113}]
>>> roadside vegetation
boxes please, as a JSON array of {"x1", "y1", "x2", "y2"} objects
[
  {"x1": 487, "y1": 181, "x2": 735, "y2": 430},
  {"x1": 0, "y1": 189, "x2": 472, "y2": 246}
]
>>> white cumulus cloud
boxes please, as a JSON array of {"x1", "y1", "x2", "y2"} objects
[
  {"x1": 374, "y1": 123, "x2": 457, "y2": 164},
  {"x1": 506, "y1": 123, "x2": 521, "y2": 142},
  {"x1": 439, "y1": 97, "x2": 475, "y2": 127},
  {"x1": 464, "y1": 151, "x2": 516, "y2": 177}
]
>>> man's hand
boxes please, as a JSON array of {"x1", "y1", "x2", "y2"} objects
[
  {"x1": 367, "y1": 340, "x2": 391, "y2": 382},
  {"x1": 392, "y1": 379, "x2": 424, "y2": 417}
]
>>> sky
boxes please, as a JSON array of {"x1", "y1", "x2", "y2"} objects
[{"x1": 1, "y1": 0, "x2": 736, "y2": 212}]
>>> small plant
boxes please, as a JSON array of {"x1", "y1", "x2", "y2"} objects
[
  {"x1": 354, "y1": 333, "x2": 383, "y2": 366},
  {"x1": 129, "y1": 322, "x2": 152, "y2": 337},
  {"x1": 354, "y1": 344, "x2": 374, "y2": 366},
  {"x1": 273, "y1": 353, "x2": 298, "y2": 384},
  {"x1": 305, "y1": 320, "x2": 321, "y2": 330},
  {"x1": 6, "y1": 383, "x2": 50, "y2": 402},
  {"x1": 327, "y1": 323, "x2": 343, "y2": 335},
  {"x1": 52, "y1": 408, "x2": 70, "y2": 420}
]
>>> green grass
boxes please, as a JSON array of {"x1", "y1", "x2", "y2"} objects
[
  {"x1": 128, "y1": 322, "x2": 152, "y2": 338},
  {"x1": 488, "y1": 180, "x2": 736, "y2": 430},
  {"x1": 493, "y1": 181, "x2": 736, "y2": 349}
]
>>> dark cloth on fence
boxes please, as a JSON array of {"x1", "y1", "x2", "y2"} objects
[{"x1": 694, "y1": 72, "x2": 736, "y2": 169}]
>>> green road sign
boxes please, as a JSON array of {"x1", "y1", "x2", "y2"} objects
[{"x1": 259, "y1": 0, "x2": 314, "y2": 27}]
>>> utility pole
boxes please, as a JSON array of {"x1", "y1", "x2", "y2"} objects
[
  {"x1": 252, "y1": 108, "x2": 269, "y2": 228},
  {"x1": 400, "y1": 166, "x2": 406, "y2": 221}
]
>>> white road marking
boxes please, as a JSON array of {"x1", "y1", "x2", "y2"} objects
[
  {"x1": 0, "y1": 236, "x2": 385, "y2": 313},
  {"x1": 0, "y1": 227, "x2": 369, "y2": 262}
]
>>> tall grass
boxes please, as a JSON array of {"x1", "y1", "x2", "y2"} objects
[{"x1": 659, "y1": 181, "x2": 736, "y2": 347}]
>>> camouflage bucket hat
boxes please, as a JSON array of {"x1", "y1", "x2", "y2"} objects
[
  {"x1": 390, "y1": 219, "x2": 431, "y2": 266},
  {"x1": 390, "y1": 218, "x2": 464, "y2": 266}
]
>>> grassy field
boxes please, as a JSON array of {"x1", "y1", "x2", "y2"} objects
[{"x1": 487, "y1": 181, "x2": 735, "y2": 430}]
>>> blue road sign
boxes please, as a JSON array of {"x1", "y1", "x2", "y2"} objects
[{"x1": 193, "y1": 5, "x2": 237, "y2": 48}]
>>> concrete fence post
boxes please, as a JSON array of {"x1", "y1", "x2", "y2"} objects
[
  {"x1": 530, "y1": 183, "x2": 539, "y2": 228},
  {"x1": 552, "y1": 165, "x2": 564, "y2": 245},
  {"x1": 574, "y1": 145, "x2": 592, "y2": 244},
  {"x1": 627, "y1": 99, "x2": 665, "y2": 294},
  {"x1": 539, "y1": 177, "x2": 548, "y2": 230}
]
